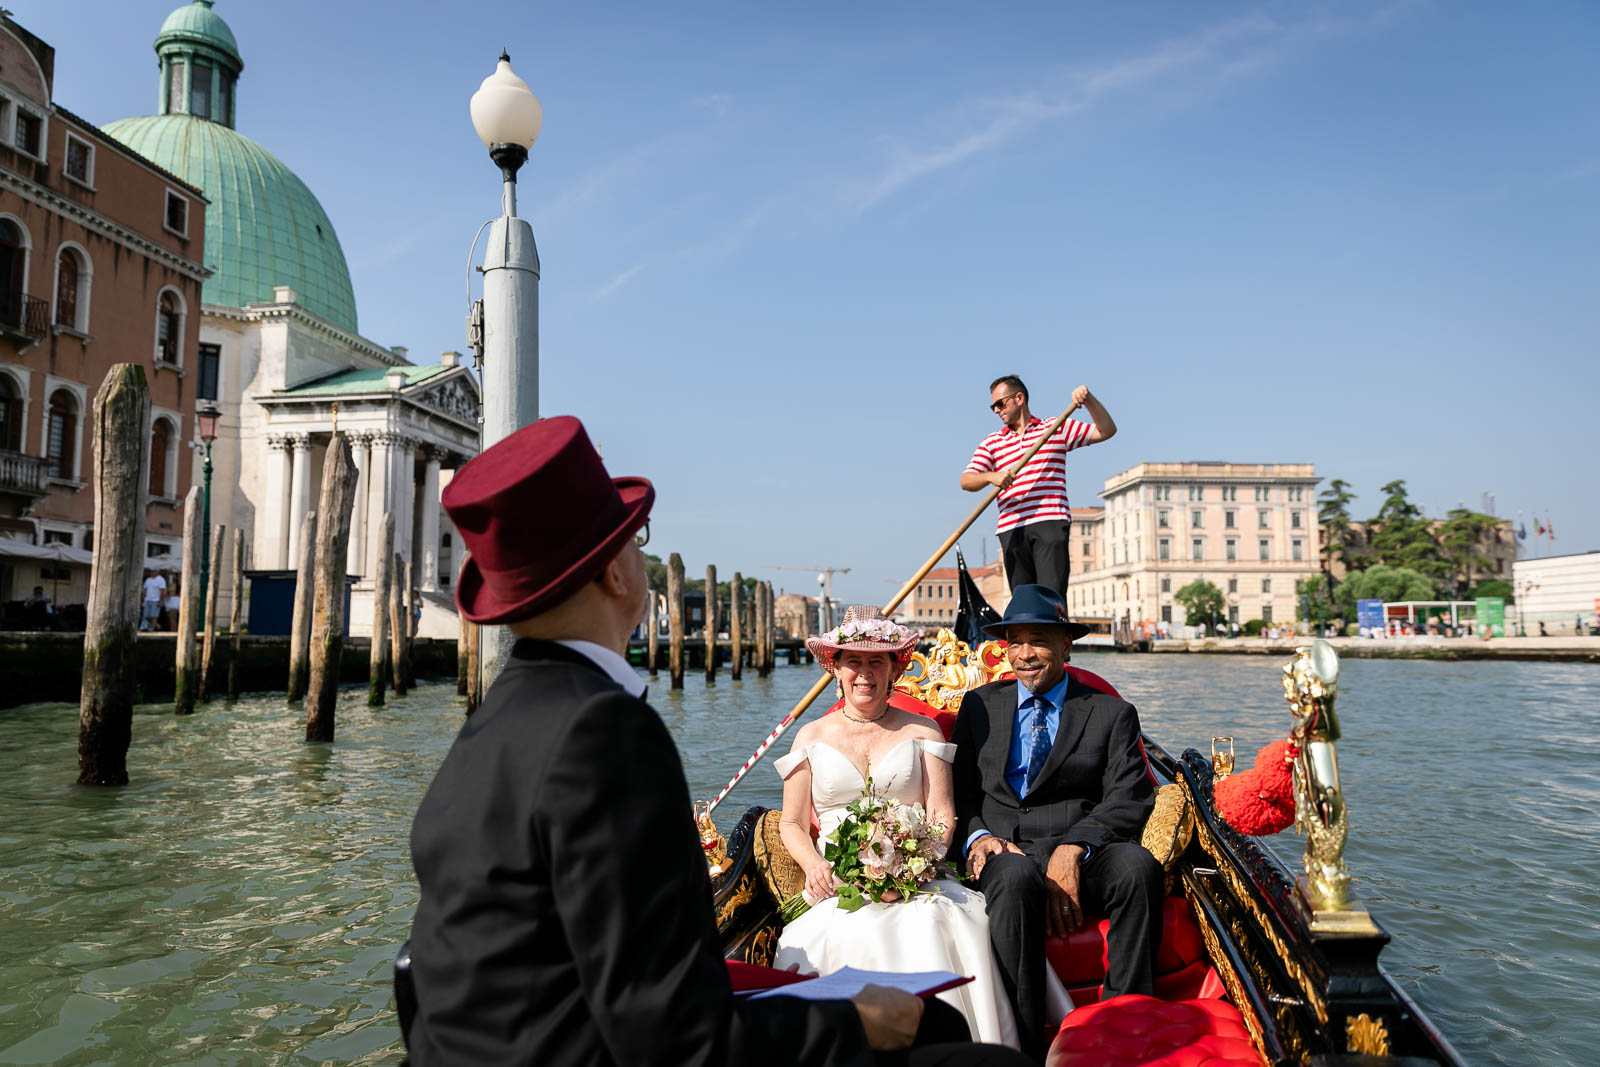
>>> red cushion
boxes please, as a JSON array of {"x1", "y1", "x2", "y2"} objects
[
  {"x1": 1046, "y1": 995, "x2": 1260, "y2": 1067},
  {"x1": 1045, "y1": 896, "x2": 1207, "y2": 989},
  {"x1": 723, "y1": 960, "x2": 807, "y2": 993}
]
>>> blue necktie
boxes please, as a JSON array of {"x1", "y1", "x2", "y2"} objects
[{"x1": 1023, "y1": 697, "x2": 1054, "y2": 797}]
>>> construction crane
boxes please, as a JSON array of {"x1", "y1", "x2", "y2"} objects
[{"x1": 766, "y1": 564, "x2": 851, "y2": 631}]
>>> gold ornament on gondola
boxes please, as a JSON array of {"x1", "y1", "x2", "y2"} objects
[
  {"x1": 895, "y1": 629, "x2": 1011, "y2": 709},
  {"x1": 1283, "y1": 640, "x2": 1351, "y2": 911}
]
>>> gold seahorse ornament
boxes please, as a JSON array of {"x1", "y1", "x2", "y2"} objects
[{"x1": 1284, "y1": 641, "x2": 1351, "y2": 911}]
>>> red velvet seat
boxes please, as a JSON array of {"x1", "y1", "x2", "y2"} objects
[
  {"x1": 1046, "y1": 995, "x2": 1260, "y2": 1067},
  {"x1": 1045, "y1": 896, "x2": 1216, "y2": 1006}
]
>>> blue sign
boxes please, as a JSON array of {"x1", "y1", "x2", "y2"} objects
[{"x1": 1356, "y1": 598, "x2": 1385, "y2": 637}]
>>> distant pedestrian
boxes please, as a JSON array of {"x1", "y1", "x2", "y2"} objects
[
  {"x1": 961, "y1": 376, "x2": 1116, "y2": 600},
  {"x1": 1539, "y1": 621, "x2": 1548, "y2": 637},
  {"x1": 141, "y1": 569, "x2": 166, "y2": 632}
]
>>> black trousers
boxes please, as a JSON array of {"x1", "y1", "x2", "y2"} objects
[
  {"x1": 998, "y1": 520, "x2": 1071, "y2": 598},
  {"x1": 977, "y1": 844, "x2": 1163, "y2": 1061},
  {"x1": 881, "y1": 998, "x2": 1032, "y2": 1066}
]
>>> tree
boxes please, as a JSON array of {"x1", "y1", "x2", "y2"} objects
[
  {"x1": 1470, "y1": 578, "x2": 1512, "y2": 602},
  {"x1": 1296, "y1": 575, "x2": 1334, "y2": 626},
  {"x1": 1333, "y1": 564, "x2": 1440, "y2": 621},
  {"x1": 1437, "y1": 508, "x2": 1501, "y2": 599},
  {"x1": 1317, "y1": 478, "x2": 1357, "y2": 586},
  {"x1": 1368, "y1": 480, "x2": 1447, "y2": 580},
  {"x1": 1174, "y1": 579, "x2": 1225, "y2": 631}
]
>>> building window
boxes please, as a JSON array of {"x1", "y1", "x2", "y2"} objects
[
  {"x1": 156, "y1": 291, "x2": 183, "y2": 364},
  {"x1": 1082, "y1": 541, "x2": 1091, "y2": 557},
  {"x1": 1291, "y1": 510, "x2": 1303, "y2": 529},
  {"x1": 1221, "y1": 486, "x2": 1237, "y2": 502},
  {"x1": 1224, "y1": 510, "x2": 1235, "y2": 528},
  {"x1": 1288, "y1": 487, "x2": 1304, "y2": 502},
  {"x1": 1191, "y1": 538, "x2": 1203, "y2": 561},
  {"x1": 1161, "y1": 605, "x2": 1172, "y2": 623},
  {"x1": 1154, "y1": 485, "x2": 1171, "y2": 501},
  {"x1": 1191, "y1": 509, "x2": 1202, "y2": 528},
  {"x1": 197, "y1": 343, "x2": 221, "y2": 400},
  {"x1": 1293, "y1": 539, "x2": 1304, "y2": 561},
  {"x1": 1228, "y1": 605, "x2": 1239, "y2": 624},
  {"x1": 1158, "y1": 509, "x2": 1169, "y2": 528},
  {"x1": 1258, "y1": 538, "x2": 1270, "y2": 561},
  {"x1": 0, "y1": 373, "x2": 20, "y2": 450},
  {"x1": 14, "y1": 108, "x2": 41, "y2": 157},
  {"x1": 218, "y1": 74, "x2": 233, "y2": 126},
  {"x1": 1225, "y1": 538, "x2": 1237, "y2": 561},
  {"x1": 1158, "y1": 538, "x2": 1170, "y2": 560},
  {"x1": 0, "y1": 218, "x2": 26, "y2": 321},
  {"x1": 54, "y1": 247, "x2": 89, "y2": 330},
  {"x1": 189, "y1": 59, "x2": 212, "y2": 119},
  {"x1": 47, "y1": 389, "x2": 77, "y2": 479},
  {"x1": 166, "y1": 61, "x2": 185, "y2": 114},
  {"x1": 165, "y1": 192, "x2": 189, "y2": 237},
  {"x1": 1228, "y1": 578, "x2": 1238, "y2": 594},
  {"x1": 1188, "y1": 485, "x2": 1203, "y2": 501},
  {"x1": 64, "y1": 135, "x2": 94, "y2": 185},
  {"x1": 149, "y1": 419, "x2": 171, "y2": 498},
  {"x1": 1262, "y1": 605, "x2": 1273, "y2": 623},
  {"x1": 1262, "y1": 579, "x2": 1272, "y2": 594}
]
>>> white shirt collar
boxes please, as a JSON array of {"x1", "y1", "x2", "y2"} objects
[{"x1": 555, "y1": 639, "x2": 647, "y2": 698}]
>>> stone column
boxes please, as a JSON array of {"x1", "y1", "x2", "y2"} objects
[
  {"x1": 390, "y1": 435, "x2": 416, "y2": 576},
  {"x1": 286, "y1": 433, "x2": 313, "y2": 565},
  {"x1": 419, "y1": 446, "x2": 444, "y2": 592},
  {"x1": 264, "y1": 434, "x2": 294, "y2": 568},
  {"x1": 346, "y1": 433, "x2": 371, "y2": 577},
  {"x1": 365, "y1": 432, "x2": 394, "y2": 579}
]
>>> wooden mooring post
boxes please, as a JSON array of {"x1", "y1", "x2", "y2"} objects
[
  {"x1": 729, "y1": 572, "x2": 744, "y2": 680},
  {"x1": 389, "y1": 552, "x2": 408, "y2": 697},
  {"x1": 402, "y1": 560, "x2": 417, "y2": 690},
  {"x1": 763, "y1": 580, "x2": 777, "y2": 676},
  {"x1": 646, "y1": 587, "x2": 660, "y2": 677},
  {"x1": 465, "y1": 612, "x2": 482, "y2": 714},
  {"x1": 226, "y1": 529, "x2": 245, "y2": 700},
  {"x1": 174, "y1": 485, "x2": 203, "y2": 715},
  {"x1": 667, "y1": 553, "x2": 685, "y2": 689},
  {"x1": 704, "y1": 564, "x2": 719, "y2": 683},
  {"x1": 199, "y1": 523, "x2": 225, "y2": 702},
  {"x1": 77, "y1": 364, "x2": 150, "y2": 786},
  {"x1": 368, "y1": 513, "x2": 394, "y2": 707},
  {"x1": 457, "y1": 553, "x2": 471, "y2": 697},
  {"x1": 752, "y1": 581, "x2": 767, "y2": 677},
  {"x1": 286, "y1": 510, "x2": 317, "y2": 703},
  {"x1": 305, "y1": 433, "x2": 358, "y2": 742}
]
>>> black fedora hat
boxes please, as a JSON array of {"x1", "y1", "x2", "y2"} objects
[{"x1": 981, "y1": 584, "x2": 1091, "y2": 641}]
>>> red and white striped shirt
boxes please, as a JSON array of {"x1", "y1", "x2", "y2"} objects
[{"x1": 966, "y1": 417, "x2": 1094, "y2": 533}]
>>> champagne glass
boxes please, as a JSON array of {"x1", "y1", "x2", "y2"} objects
[{"x1": 1211, "y1": 736, "x2": 1235, "y2": 780}]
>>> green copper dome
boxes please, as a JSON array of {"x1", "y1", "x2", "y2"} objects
[
  {"x1": 156, "y1": 1, "x2": 241, "y2": 71},
  {"x1": 103, "y1": 115, "x2": 359, "y2": 332},
  {"x1": 100, "y1": 2, "x2": 358, "y2": 333}
]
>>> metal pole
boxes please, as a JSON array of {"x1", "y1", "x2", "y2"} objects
[{"x1": 478, "y1": 173, "x2": 541, "y2": 689}]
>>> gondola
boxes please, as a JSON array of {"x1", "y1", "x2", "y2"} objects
[{"x1": 707, "y1": 562, "x2": 1467, "y2": 1066}]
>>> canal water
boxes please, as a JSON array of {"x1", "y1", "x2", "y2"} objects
[{"x1": 0, "y1": 655, "x2": 1594, "y2": 1065}]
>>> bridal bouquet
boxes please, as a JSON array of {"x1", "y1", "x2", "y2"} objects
[{"x1": 781, "y1": 777, "x2": 950, "y2": 920}]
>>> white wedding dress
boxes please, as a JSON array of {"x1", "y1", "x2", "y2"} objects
[{"x1": 772, "y1": 737, "x2": 1072, "y2": 1049}]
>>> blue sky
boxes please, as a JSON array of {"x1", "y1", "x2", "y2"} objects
[{"x1": 32, "y1": 1, "x2": 1599, "y2": 604}]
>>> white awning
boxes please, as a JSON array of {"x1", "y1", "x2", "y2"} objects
[{"x1": 0, "y1": 540, "x2": 177, "y2": 571}]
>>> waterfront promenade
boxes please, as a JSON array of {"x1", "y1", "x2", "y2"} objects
[{"x1": 1141, "y1": 634, "x2": 1600, "y2": 663}]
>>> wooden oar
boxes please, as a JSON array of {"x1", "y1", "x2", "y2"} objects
[{"x1": 703, "y1": 399, "x2": 1083, "y2": 816}]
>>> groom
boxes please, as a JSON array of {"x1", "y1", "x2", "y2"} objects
[{"x1": 951, "y1": 585, "x2": 1162, "y2": 1059}]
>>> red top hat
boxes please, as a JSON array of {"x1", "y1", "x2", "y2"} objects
[{"x1": 444, "y1": 416, "x2": 654, "y2": 624}]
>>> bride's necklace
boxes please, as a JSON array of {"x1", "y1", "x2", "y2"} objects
[{"x1": 841, "y1": 705, "x2": 887, "y2": 724}]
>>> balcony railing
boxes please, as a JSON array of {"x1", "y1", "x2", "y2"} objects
[
  {"x1": 0, "y1": 291, "x2": 48, "y2": 341},
  {"x1": 0, "y1": 448, "x2": 49, "y2": 498}
]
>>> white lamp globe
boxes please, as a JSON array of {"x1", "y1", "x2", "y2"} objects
[{"x1": 470, "y1": 52, "x2": 543, "y2": 148}]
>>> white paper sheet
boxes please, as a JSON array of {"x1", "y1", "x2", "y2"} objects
[{"x1": 746, "y1": 965, "x2": 968, "y2": 1001}]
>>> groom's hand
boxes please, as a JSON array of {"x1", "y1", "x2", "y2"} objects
[
  {"x1": 965, "y1": 834, "x2": 1024, "y2": 879},
  {"x1": 1044, "y1": 844, "x2": 1086, "y2": 937}
]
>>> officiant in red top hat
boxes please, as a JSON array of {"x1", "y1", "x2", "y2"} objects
[{"x1": 402, "y1": 415, "x2": 1027, "y2": 1066}]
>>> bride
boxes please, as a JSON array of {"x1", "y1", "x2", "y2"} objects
[{"x1": 771, "y1": 607, "x2": 1072, "y2": 1050}]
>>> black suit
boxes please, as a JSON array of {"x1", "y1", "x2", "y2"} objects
[
  {"x1": 952, "y1": 674, "x2": 1162, "y2": 1059},
  {"x1": 408, "y1": 639, "x2": 1025, "y2": 1067}
]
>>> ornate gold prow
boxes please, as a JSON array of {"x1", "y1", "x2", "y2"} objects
[{"x1": 1283, "y1": 641, "x2": 1377, "y2": 932}]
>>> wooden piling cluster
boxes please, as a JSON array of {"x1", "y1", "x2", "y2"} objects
[
  {"x1": 304, "y1": 433, "x2": 359, "y2": 742},
  {"x1": 649, "y1": 563, "x2": 779, "y2": 681}
]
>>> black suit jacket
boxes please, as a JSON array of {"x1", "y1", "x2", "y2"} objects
[
  {"x1": 952, "y1": 674, "x2": 1154, "y2": 867},
  {"x1": 408, "y1": 639, "x2": 870, "y2": 1066}
]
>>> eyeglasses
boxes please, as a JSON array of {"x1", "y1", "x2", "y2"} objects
[
  {"x1": 634, "y1": 521, "x2": 650, "y2": 548},
  {"x1": 990, "y1": 393, "x2": 1023, "y2": 413}
]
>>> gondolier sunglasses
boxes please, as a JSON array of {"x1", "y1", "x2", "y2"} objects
[{"x1": 990, "y1": 393, "x2": 1023, "y2": 412}]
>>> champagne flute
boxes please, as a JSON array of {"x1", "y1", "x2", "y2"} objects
[{"x1": 1211, "y1": 736, "x2": 1235, "y2": 780}]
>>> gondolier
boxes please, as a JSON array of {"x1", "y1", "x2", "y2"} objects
[{"x1": 960, "y1": 375, "x2": 1116, "y2": 598}]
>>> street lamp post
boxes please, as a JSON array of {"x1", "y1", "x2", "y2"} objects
[
  {"x1": 468, "y1": 51, "x2": 543, "y2": 685},
  {"x1": 195, "y1": 402, "x2": 221, "y2": 624}
]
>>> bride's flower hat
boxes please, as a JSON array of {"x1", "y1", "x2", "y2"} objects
[{"x1": 806, "y1": 606, "x2": 919, "y2": 676}]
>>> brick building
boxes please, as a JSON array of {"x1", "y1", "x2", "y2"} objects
[{"x1": 0, "y1": 14, "x2": 208, "y2": 609}]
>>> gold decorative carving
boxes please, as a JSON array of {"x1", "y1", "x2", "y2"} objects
[
  {"x1": 746, "y1": 923, "x2": 779, "y2": 967},
  {"x1": 1283, "y1": 641, "x2": 1351, "y2": 911},
  {"x1": 1187, "y1": 888, "x2": 1272, "y2": 1060},
  {"x1": 714, "y1": 875, "x2": 756, "y2": 930},
  {"x1": 1345, "y1": 1013, "x2": 1391, "y2": 1056},
  {"x1": 895, "y1": 631, "x2": 1013, "y2": 709}
]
